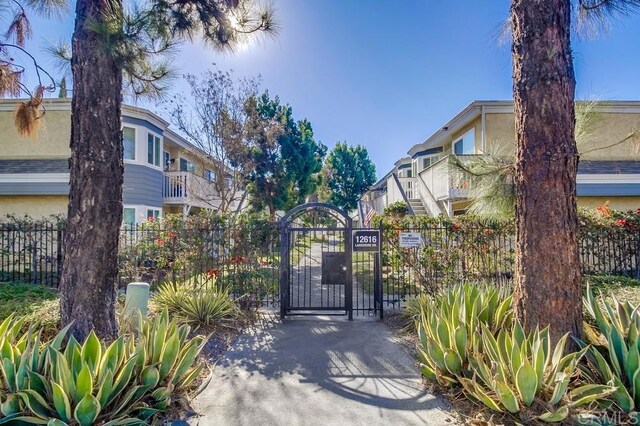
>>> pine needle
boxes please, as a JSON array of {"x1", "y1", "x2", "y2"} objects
[{"x1": 14, "y1": 87, "x2": 45, "y2": 138}]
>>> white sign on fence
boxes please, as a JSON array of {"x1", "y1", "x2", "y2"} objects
[{"x1": 399, "y1": 232, "x2": 423, "y2": 248}]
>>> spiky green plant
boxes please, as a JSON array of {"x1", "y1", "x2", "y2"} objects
[
  {"x1": 153, "y1": 274, "x2": 239, "y2": 327},
  {"x1": 416, "y1": 284, "x2": 513, "y2": 385},
  {"x1": 461, "y1": 323, "x2": 613, "y2": 422},
  {"x1": 582, "y1": 285, "x2": 640, "y2": 412},
  {"x1": 0, "y1": 309, "x2": 208, "y2": 424}
]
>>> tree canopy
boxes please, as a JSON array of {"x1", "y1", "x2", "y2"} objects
[
  {"x1": 242, "y1": 91, "x2": 326, "y2": 217},
  {"x1": 323, "y1": 142, "x2": 376, "y2": 212}
]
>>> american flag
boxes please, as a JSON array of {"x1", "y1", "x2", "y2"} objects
[{"x1": 363, "y1": 202, "x2": 376, "y2": 228}]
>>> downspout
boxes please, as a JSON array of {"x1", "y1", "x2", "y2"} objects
[{"x1": 481, "y1": 105, "x2": 486, "y2": 153}]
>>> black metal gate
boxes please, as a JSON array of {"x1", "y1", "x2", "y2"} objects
[{"x1": 279, "y1": 203, "x2": 382, "y2": 319}]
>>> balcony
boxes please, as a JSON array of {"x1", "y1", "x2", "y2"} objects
[
  {"x1": 418, "y1": 155, "x2": 471, "y2": 201},
  {"x1": 163, "y1": 171, "x2": 221, "y2": 209}
]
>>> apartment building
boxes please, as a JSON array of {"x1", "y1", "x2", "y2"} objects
[{"x1": 0, "y1": 99, "x2": 243, "y2": 223}]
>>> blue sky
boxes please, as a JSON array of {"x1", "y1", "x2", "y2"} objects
[{"x1": 19, "y1": 0, "x2": 640, "y2": 178}]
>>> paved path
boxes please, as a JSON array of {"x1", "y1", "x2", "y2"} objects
[{"x1": 190, "y1": 315, "x2": 454, "y2": 426}]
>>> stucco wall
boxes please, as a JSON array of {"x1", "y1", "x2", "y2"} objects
[
  {"x1": 0, "y1": 195, "x2": 68, "y2": 218},
  {"x1": 578, "y1": 196, "x2": 640, "y2": 211},
  {"x1": 0, "y1": 107, "x2": 71, "y2": 159},
  {"x1": 483, "y1": 111, "x2": 640, "y2": 159}
]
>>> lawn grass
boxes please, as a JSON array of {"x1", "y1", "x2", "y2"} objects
[
  {"x1": 0, "y1": 282, "x2": 60, "y2": 338},
  {"x1": 0, "y1": 282, "x2": 58, "y2": 321},
  {"x1": 586, "y1": 274, "x2": 640, "y2": 306}
]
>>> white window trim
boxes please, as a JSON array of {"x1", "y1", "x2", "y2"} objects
[
  {"x1": 452, "y1": 128, "x2": 476, "y2": 155},
  {"x1": 179, "y1": 156, "x2": 195, "y2": 173},
  {"x1": 146, "y1": 131, "x2": 163, "y2": 170},
  {"x1": 123, "y1": 126, "x2": 137, "y2": 163}
]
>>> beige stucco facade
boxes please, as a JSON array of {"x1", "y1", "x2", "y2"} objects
[
  {"x1": 374, "y1": 101, "x2": 640, "y2": 217},
  {"x1": 0, "y1": 105, "x2": 71, "y2": 160},
  {"x1": 0, "y1": 195, "x2": 68, "y2": 218},
  {"x1": 0, "y1": 99, "x2": 237, "y2": 222},
  {"x1": 578, "y1": 197, "x2": 640, "y2": 211}
]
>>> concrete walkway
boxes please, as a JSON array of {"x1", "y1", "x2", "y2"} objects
[{"x1": 190, "y1": 315, "x2": 454, "y2": 426}]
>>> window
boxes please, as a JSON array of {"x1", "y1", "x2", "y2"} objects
[
  {"x1": 147, "y1": 133, "x2": 161, "y2": 166},
  {"x1": 453, "y1": 129, "x2": 475, "y2": 155},
  {"x1": 411, "y1": 161, "x2": 417, "y2": 177},
  {"x1": 422, "y1": 155, "x2": 440, "y2": 170},
  {"x1": 179, "y1": 158, "x2": 195, "y2": 173},
  {"x1": 163, "y1": 151, "x2": 170, "y2": 171},
  {"x1": 405, "y1": 169, "x2": 412, "y2": 178},
  {"x1": 146, "y1": 209, "x2": 161, "y2": 221},
  {"x1": 204, "y1": 169, "x2": 215, "y2": 182},
  {"x1": 123, "y1": 208, "x2": 136, "y2": 228},
  {"x1": 123, "y1": 127, "x2": 136, "y2": 160}
]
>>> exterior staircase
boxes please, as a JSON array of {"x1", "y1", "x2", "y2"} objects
[{"x1": 408, "y1": 199, "x2": 428, "y2": 216}]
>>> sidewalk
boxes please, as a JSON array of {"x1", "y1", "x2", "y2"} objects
[{"x1": 190, "y1": 315, "x2": 454, "y2": 426}]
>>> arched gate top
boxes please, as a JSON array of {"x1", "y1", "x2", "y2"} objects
[{"x1": 280, "y1": 202, "x2": 352, "y2": 228}]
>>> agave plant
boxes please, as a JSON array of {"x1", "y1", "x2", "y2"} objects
[
  {"x1": 582, "y1": 285, "x2": 640, "y2": 413},
  {"x1": 153, "y1": 274, "x2": 239, "y2": 326},
  {"x1": 416, "y1": 284, "x2": 513, "y2": 385},
  {"x1": 460, "y1": 323, "x2": 614, "y2": 423},
  {"x1": 0, "y1": 309, "x2": 208, "y2": 425}
]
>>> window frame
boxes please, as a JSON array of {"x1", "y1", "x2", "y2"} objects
[
  {"x1": 123, "y1": 207, "x2": 136, "y2": 228},
  {"x1": 146, "y1": 209, "x2": 161, "y2": 221},
  {"x1": 452, "y1": 129, "x2": 475, "y2": 156},
  {"x1": 123, "y1": 127, "x2": 136, "y2": 161},
  {"x1": 147, "y1": 132, "x2": 162, "y2": 167},
  {"x1": 179, "y1": 157, "x2": 195, "y2": 173}
]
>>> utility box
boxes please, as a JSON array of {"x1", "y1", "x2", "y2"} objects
[{"x1": 321, "y1": 252, "x2": 347, "y2": 285}]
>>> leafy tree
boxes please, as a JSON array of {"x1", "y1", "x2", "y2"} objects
[
  {"x1": 0, "y1": 0, "x2": 275, "y2": 341},
  {"x1": 169, "y1": 69, "x2": 260, "y2": 212},
  {"x1": 509, "y1": 0, "x2": 640, "y2": 343},
  {"x1": 324, "y1": 142, "x2": 376, "y2": 212},
  {"x1": 242, "y1": 92, "x2": 326, "y2": 218}
]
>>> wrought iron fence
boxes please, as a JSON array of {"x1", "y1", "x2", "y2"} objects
[{"x1": 0, "y1": 221, "x2": 638, "y2": 313}]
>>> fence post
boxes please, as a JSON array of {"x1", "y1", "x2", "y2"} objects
[
  {"x1": 56, "y1": 227, "x2": 63, "y2": 287},
  {"x1": 378, "y1": 220, "x2": 384, "y2": 320}
]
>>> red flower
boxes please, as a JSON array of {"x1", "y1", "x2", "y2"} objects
[
  {"x1": 206, "y1": 269, "x2": 219, "y2": 278},
  {"x1": 452, "y1": 225, "x2": 460, "y2": 231},
  {"x1": 148, "y1": 217, "x2": 155, "y2": 222},
  {"x1": 155, "y1": 238, "x2": 165, "y2": 246},
  {"x1": 617, "y1": 219, "x2": 628, "y2": 226},
  {"x1": 167, "y1": 232, "x2": 176, "y2": 239}
]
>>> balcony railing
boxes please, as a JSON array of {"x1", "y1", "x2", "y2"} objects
[
  {"x1": 418, "y1": 155, "x2": 471, "y2": 201},
  {"x1": 163, "y1": 171, "x2": 221, "y2": 209},
  {"x1": 386, "y1": 175, "x2": 417, "y2": 205}
]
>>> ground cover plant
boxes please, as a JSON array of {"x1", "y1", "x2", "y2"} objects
[
  {"x1": 410, "y1": 280, "x2": 640, "y2": 424},
  {"x1": 0, "y1": 309, "x2": 207, "y2": 424}
]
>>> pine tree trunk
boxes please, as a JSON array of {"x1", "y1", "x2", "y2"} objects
[
  {"x1": 60, "y1": 0, "x2": 123, "y2": 341},
  {"x1": 511, "y1": 0, "x2": 582, "y2": 344}
]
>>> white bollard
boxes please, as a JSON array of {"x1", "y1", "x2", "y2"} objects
[{"x1": 125, "y1": 282, "x2": 150, "y2": 317}]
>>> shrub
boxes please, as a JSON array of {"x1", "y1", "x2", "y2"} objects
[
  {"x1": 383, "y1": 201, "x2": 409, "y2": 218},
  {"x1": 461, "y1": 324, "x2": 612, "y2": 422},
  {"x1": 0, "y1": 309, "x2": 208, "y2": 424},
  {"x1": 416, "y1": 284, "x2": 513, "y2": 386},
  {"x1": 153, "y1": 274, "x2": 239, "y2": 327},
  {"x1": 582, "y1": 285, "x2": 640, "y2": 413}
]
